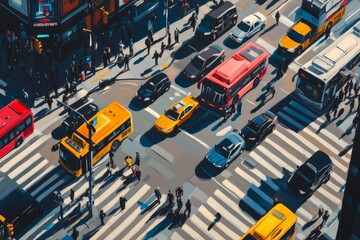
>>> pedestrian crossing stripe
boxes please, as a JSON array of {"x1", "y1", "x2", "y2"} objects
[
  {"x1": 317, "y1": 187, "x2": 342, "y2": 206},
  {"x1": 249, "y1": 151, "x2": 283, "y2": 178},
  {"x1": 308, "y1": 196, "x2": 331, "y2": 216},
  {"x1": 23, "y1": 164, "x2": 56, "y2": 191},
  {"x1": 264, "y1": 138, "x2": 307, "y2": 165},
  {"x1": 171, "y1": 232, "x2": 185, "y2": 240},
  {"x1": 256, "y1": 145, "x2": 295, "y2": 172},
  {"x1": 191, "y1": 214, "x2": 226, "y2": 240},
  {"x1": 234, "y1": 167, "x2": 261, "y2": 188},
  {"x1": 8, "y1": 153, "x2": 42, "y2": 179},
  {"x1": 90, "y1": 184, "x2": 151, "y2": 240},
  {"x1": 30, "y1": 168, "x2": 64, "y2": 197},
  {"x1": 295, "y1": 207, "x2": 313, "y2": 223},
  {"x1": 182, "y1": 223, "x2": 205, "y2": 240},
  {"x1": 137, "y1": 214, "x2": 168, "y2": 240},
  {"x1": 198, "y1": 205, "x2": 239, "y2": 239},
  {"x1": 121, "y1": 194, "x2": 167, "y2": 240},
  {"x1": 37, "y1": 174, "x2": 71, "y2": 202}
]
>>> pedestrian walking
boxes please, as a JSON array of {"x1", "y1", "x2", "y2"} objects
[
  {"x1": 312, "y1": 205, "x2": 324, "y2": 220},
  {"x1": 152, "y1": 50, "x2": 159, "y2": 65},
  {"x1": 22, "y1": 89, "x2": 29, "y2": 105},
  {"x1": 237, "y1": 100, "x2": 242, "y2": 115},
  {"x1": 276, "y1": 63, "x2": 283, "y2": 78},
  {"x1": 195, "y1": 4, "x2": 199, "y2": 17},
  {"x1": 273, "y1": 197, "x2": 280, "y2": 206},
  {"x1": 70, "y1": 189, "x2": 75, "y2": 203},
  {"x1": 223, "y1": 104, "x2": 233, "y2": 121},
  {"x1": 176, "y1": 186, "x2": 183, "y2": 200},
  {"x1": 351, "y1": 113, "x2": 359, "y2": 130},
  {"x1": 345, "y1": 81, "x2": 350, "y2": 98},
  {"x1": 167, "y1": 33, "x2": 172, "y2": 49},
  {"x1": 46, "y1": 95, "x2": 53, "y2": 109},
  {"x1": 339, "y1": 89, "x2": 344, "y2": 102},
  {"x1": 51, "y1": 79, "x2": 58, "y2": 96},
  {"x1": 174, "y1": 28, "x2": 179, "y2": 44},
  {"x1": 109, "y1": 151, "x2": 114, "y2": 162},
  {"x1": 71, "y1": 227, "x2": 79, "y2": 240},
  {"x1": 103, "y1": 50, "x2": 108, "y2": 68},
  {"x1": 354, "y1": 83, "x2": 360, "y2": 97},
  {"x1": 62, "y1": 93, "x2": 68, "y2": 105},
  {"x1": 275, "y1": 11, "x2": 280, "y2": 26},
  {"x1": 135, "y1": 168, "x2": 141, "y2": 181},
  {"x1": 145, "y1": 37, "x2": 151, "y2": 55},
  {"x1": 325, "y1": 25, "x2": 331, "y2": 40},
  {"x1": 184, "y1": 199, "x2": 191, "y2": 217},
  {"x1": 124, "y1": 155, "x2": 133, "y2": 168},
  {"x1": 349, "y1": 79, "x2": 354, "y2": 96},
  {"x1": 305, "y1": 226, "x2": 322, "y2": 240},
  {"x1": 106, "y1": 161, "x2": 113, "y2": 176},
  {"x1": 124, "y1": 54, "x2": 130, "y2": 71},
  {"x1": 337, "y1": 108, "x2": 345, "y2": 119},
  {"x1": 349, "y1": 97, "x2": 355, "y2": 113},
  {"x1": 118, "y1": 41, "x2": 124, "y2": 58},
  {"x1": 148, "y1": 29, "x2": 154, "y2": 44},
  {"x1": 160, "y1": 42, "x2": 166, "y2": 56},
  {"x1": 320, "y1": 210, "x2": 330, "y2": 228},
  {"x1": 167, "y1": 190, "x2": 174, "y2": 205},
  {"x1": 154, "y1": 187, "x2": 161, "y2": 203},
  {"x1": 190, "y1": 14, "x2": 197, "y2": 32},
  {"x1": 119, "y1": 196, "x2": 127, "y2": 210},
  {"x1": 100, "y1": 209, "x2": 106, "y2": 225},
  {"x1": 325, "y1": 111, "x2": 331, "y2": 122},
  {"x1": 135, "y1": 152, "x2": 141, "y2": 166},
  {"x1": 129, "y1": 39, "x2": 134, "y2": 56}
]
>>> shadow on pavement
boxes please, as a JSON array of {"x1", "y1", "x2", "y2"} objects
[
  {"x1": 181, "y1": 106, "x2": 221, "y2": 134},
  {"x1": 195, "y1": 160, "x2": 222, "y2": 180},
  {"x1": 140, "y1": 128, "x2": 174, "y2": 147},
  {"x1": 51, "y1": 126, "x2": 68, "y2": 140},
  {"x1": 222, "y1": 37, "x2": 241, "y2": 50},
  {"x1": 174, "y1": 72, "x2": 197, "y2": 88},
  {"x1": 128, "y1": 98, "x2": 147, "y2": 112}
]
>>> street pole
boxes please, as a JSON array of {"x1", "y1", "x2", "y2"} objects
[
  {"x1": 89, "y1": 0, "x2": 96, "y2": 74},
  {"x1": 165, "y1": 0, "x2": 169, "y2": 36},
  {"x1": 56, "y1": 100, "x2": 94, "y2": 218}
]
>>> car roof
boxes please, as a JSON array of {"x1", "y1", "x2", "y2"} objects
[
  {"x1": 149, "y1": 72, "x2": 168, "y2": 85},
  {"x1": 226, "y1": 132, "x2": 243, "y2": 144},
  {"x1": 208, "y1": 2, "x2": 235, "y2": 19},
  {"x1": 170, "y1": 96, "x2": 197, "y2": 113},
  {"x1": 293, "y1": 22, "x2": 312, "y2": 35},
  {"x1": 243, "y1": 13, "x2": 261, "y2": 24},
  {"x1": 306, "y1": 151, "x2": 332, "y2": 170},
  {"x1": 199, "y1": 45, "x2": 222, "y2": 59}
]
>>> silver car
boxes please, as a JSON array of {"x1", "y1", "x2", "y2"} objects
[{"x1": 230, "y1": 12, "x2": 267, "y2": 43}]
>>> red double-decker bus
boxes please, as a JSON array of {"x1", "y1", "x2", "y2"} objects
[
  {"x1": 198, "y1": 42, "x2": 269, "y2": 111},
  {"x1": 0, "y1": 100, "x2": 34, "y2": 159}
]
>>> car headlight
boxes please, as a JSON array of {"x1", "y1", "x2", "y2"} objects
[
  {"x1": 248, "y1": 137, "x2": 256, "y2": 140},
  {"x1": 288, "y1": 48, "x2": 296, "y2": 53},
  {"x1": 299, "y1": 189, "x2": 306, "y2": 195},
  {"x1": 204, "y1": 32, "x2": 211, "y2": 36},
  {"x1": 144, "y1": 97, "x2": 150, "y2": 101}
]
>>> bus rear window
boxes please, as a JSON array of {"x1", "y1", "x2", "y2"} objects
[{"x1": 240, "y1": 46, "x2": 264, "y2": 61}]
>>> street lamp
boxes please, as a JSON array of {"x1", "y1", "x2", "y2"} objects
[{"x1": 57, "y1": 100, "x2": 96, "y2": 217}]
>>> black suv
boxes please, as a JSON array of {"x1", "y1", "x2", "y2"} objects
[
  {"x1": 288, "y1": 151, "x2": 333, "y2": 197},
  {"x1": 135, "y1": 73, "x2": 171, "y2": 104},
  {"x1": 62, "y1": 103, "x2": 99, "y2": 135},
  {"x1": 183, "y1": 45, "x2": 225, "y2": 80},
  {"x1": 196, "y1": 1, "x2": 237, "y2": 41}
]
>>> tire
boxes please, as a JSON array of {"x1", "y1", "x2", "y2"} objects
[
  {"x1": 15, "y1": 137, "x2": 23, "y2": 148},
  {"x1": 111, "y1": 140, "x2": 120, "y2": 152},
  {"x1": 240, "y1": 148, "x2": 244, "y2": 154},
  {"x1": 220, "y1": 57, "x2": 225, "y2": 63},
  {"x1": 253, "y1": 78, "x2": 259, "y2": 88},
  {"x1": 260, "y1": 24, "x2": 265, "y2": 30}
]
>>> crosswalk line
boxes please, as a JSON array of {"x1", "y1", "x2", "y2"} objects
[
  {"x1": 249, "y1": 151, "x2": 283, "y2": 178},
  {"x1": 198, "y1": 205, "x2": 239, "y2": 239},
  {"x1": 278, "y1": 125, "x2": 317, "y2": 152},
  {"x1": 234, "y1": 167, "x2": 261, "y2": 187},
  {"x1": 171, "y1": 232, "x2": 186, "y2": 240},
  {"x1": 90, "y1": 184, "x2": 151, "y2": 240},
  {"x1": 255, "y1": 145, "x2": 295, "y2": 172},
  {"x1": 214, "y1": 188, "x2": 255, "y2": 226},
  {"x1": 16, "y1": 159, "x2": 48, "y2": 185},
  {"x1": 190, "y1": 214, "x2": 226, "y2": 240},
  {"x1": 223, "y1": 179, "x2": 245, "y2": 199},
  {"x1": 273, "y1": 129, "x2": 312, "y2": 159},
  {"x1": 317, "y1": 187, "x2": 341, "y2": 206},
  {"x1": 181, "y1": 223, "x2": 205, "y2": 240},
  {"x1": 283, "y1": 106, "x2": 318, "y2": 129},
  {"x1": 207, "y1": 196, "x2": 250, "y2": 234},
  {"x1": 289, "y1": 101, "x2": 319, "y2": 120},
  {"x1": 36, "y1": 175, "x2": 71, "y2": 202},
  {"x1": 295, "y1": 207, "x2": 313, "y2": 223},
  {"x1": 136, "y1": 215, "x2": 168, "y2": 240},
  {"x1": 121, "y1": 194, "x2": 166, "y2": 240},
  {"x1": 0, "y1": 134, "x2": 51, "y2": 172},
  {"x1": 94, "y1": 176, "x2": 127, "y2": 207},
  {"x1": 330, "y1": 171, "x2": 346, "y2": 186},
  {"x1": 30, "y1": 168, "x2": 64, "y2": 196},
  {"x1": 309, "y1": 123, "x2": 348, "y2": 149},
  {"x1": 8, "y1": 153, "x2": 42, "y2": 179},
  {"x1": 279, "y1": 112, "x2": 305, "y2": 130},
  {"x1": 23, "y1": 164, "x2": 56, "y2": 191},
  {"x1": 102, "y1": 186, "x2": 132, "y2": 213},
  {"x1": 264, "y1": 138, "x2": 305, "y2": 166},
  {"x1": 327, "y1": 180, "x2": 342, "y2": 193}
]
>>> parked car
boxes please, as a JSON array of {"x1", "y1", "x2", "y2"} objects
[
  {"x1": 196, "y1": 1, "x2": 237, "y2": 41},
  {"x1": 206, "y1": 132, "x2": 245, "y2": 168},
  {"x1": 62, "y1": 103, "x2": 99, "y2": 135},
  {"x1": 230, "y1": 12, "x2": 266, "y2": 43},
  {"x1": 135, "y1": 73, "x2": 171, "y2": 104},
  {"x1": 184, "y1": 45, "x2": 225, "y2": 80},
  {"x1": 240, "y1": 111, "x2": 278, "y2": 144},
  {"x1": 154, "y1": 96, "x2": 199, "y2": 134},
  {"x1": 288, "y1": 151, "x2": 333, "y2": 197}
]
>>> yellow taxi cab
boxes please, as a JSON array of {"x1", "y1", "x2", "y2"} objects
[
  {"x1": 154, "y1": 95, "x2": 199, "y2": 134},
  {"x1": 278, "y1": 21, "x2": 313, "y2": 56}
]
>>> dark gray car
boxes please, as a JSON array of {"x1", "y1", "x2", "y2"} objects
[{"x1": 288, "y1": 151, "x2": 333, "y2": 197}]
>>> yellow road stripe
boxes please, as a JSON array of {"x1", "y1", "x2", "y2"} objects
[{"x1": 90, "y1": 69, "x2": 111, "y2": 83}]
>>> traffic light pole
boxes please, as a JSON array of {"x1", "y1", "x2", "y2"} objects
[
  {"x1": 90, "y1": 0, "x2": 96, "y2": 75},
  {"x1": 56, "y1": 100, "x2": 95, "y2": 218}
]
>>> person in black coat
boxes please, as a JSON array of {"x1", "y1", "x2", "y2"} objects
[
  {"x1": 153, "y1": 50, "x2": 159, "y2": 65},
  {"x1": 154, "y1": 187, "x2": 161, "y2": 203},
  {"x1": 119, "y1": 196, "x2": 127, "y2": 210}
]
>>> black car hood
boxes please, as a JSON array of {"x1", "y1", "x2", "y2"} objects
[
  {"x1": 240, "y1": 126, "x2": 256, "y2": 139},
  {"x1": 184, "y1": 63, "x2": 201, "y2": 78},
  {"x1": 289, "y1": 172, "x2": 312, "y2": 192}
]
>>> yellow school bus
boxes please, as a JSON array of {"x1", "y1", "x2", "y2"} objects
[
  {"x1": 59, "y1": 102, "x2": 133, "y2": 177},
  {"x1": 240, "y1": 203, "x2": 298, "y2": 240}
]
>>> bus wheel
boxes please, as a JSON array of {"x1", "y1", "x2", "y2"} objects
[
  {"x1": 111, "y1": 140, "x2": 120, "y2": 152},
  {"x1": 15, "y1": 137, "x2": 23, "y2": 148},
  {"x1": 253, "y1": 78, "x2": 259, "y2": 88}
]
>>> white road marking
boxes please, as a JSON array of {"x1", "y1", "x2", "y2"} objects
[
  {"x1": 235, "y1": 167, "x2": 261, "y2": 187},
  {"x1": 255, "y1": 145, "x2": 295, "y2": 172},
  {"x1": 38, "y1": 115, "x2": 63, "y2": 132},
  {"x1": 8, "y1": 153, "x2": 42, "y2": 179},
  {"x1": 190, "y1": 214, "x2": 226, "y2": 240},
  {"x1": 30, "y1": 169, "x2": 64, "y2": 196},
  {"x1": 144, "y1": 107, "x2": 161, "y2": 118},
  {"x1": 16, "y1": 159, "x2": 48, "y2": 186},
  {"x1": 255, "y1": 38, "x2": 276, "y2": 54},
  {"x1": 215, "y1": 126, "x2": 232, "y2": 136},
  {"x1": 264, "y1": 137, "x2": 305, "y2": 165},
  {"x1": 171, "y1": 232, "x2": 185, "y2": 240},
  {"x1": 170, "y1": 84, "x2": 191, "y2": 96},
  {"x1": 346, "y1": 8, "x2": 360, "y2": 22},
  {"x1": 137, "y1": 216, "x2": 167, "y2": 240},
  {"x1": 246, "y1": 99, "x2": 256, "y2": 106},
  {"x1": 249, "y1": 151, "x2": 283, "y2": 178},
  {"x1": 182, "y1": 223, "x2": 205, "y2": 240},
  {"x1": 23, "y1": 165, "x2": 56, "y2": 191},
  {"x1": 36, "y1": 175, "x2": 71, "y2": 202},
  {"x1": 180, "y1": 129, "x2": 211, "y2": 150},
  {"x1": 119, "y1": 82, "x2": 138, "y2": 86}
]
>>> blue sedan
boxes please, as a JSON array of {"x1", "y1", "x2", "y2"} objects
[{"x1": 206, "y1": 132, "x2": 245, "y2": 169}]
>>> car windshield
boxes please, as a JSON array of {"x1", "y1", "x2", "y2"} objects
[
  {"x1": 288, "y1": 29, "x2": 304, "y2": 43},
  {"x1": 237, "y1": 21, "x2": 250, "y2": 32},
  {"x1": 247, "y1": 116, "x2": 265, "y2": 133},
  {"x1": 165, "y1": 109, "x2": 179, "y2": 121},
  {"x1": 215, "y1": 139, "x2": 233, "y2": 158},
  {"x1": 202, "y1": 16, "x2": 214, "y2": 28},
  {"x1": 191, "y1": 56, "x2": 205, "y2": 69},
  {"x1": 59, "y1": 145, "x2": 81, "y2": 172},
  {"x1": 298, "y1": 164, "x2": 316, "y2": 182},
  {"x1": 144, "y1": 82, "x2": 156, "y2": 92}
]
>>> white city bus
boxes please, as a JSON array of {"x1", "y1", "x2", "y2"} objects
[{"x1": 294, "y1": 21, "x2": 360, "y2": 110}]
